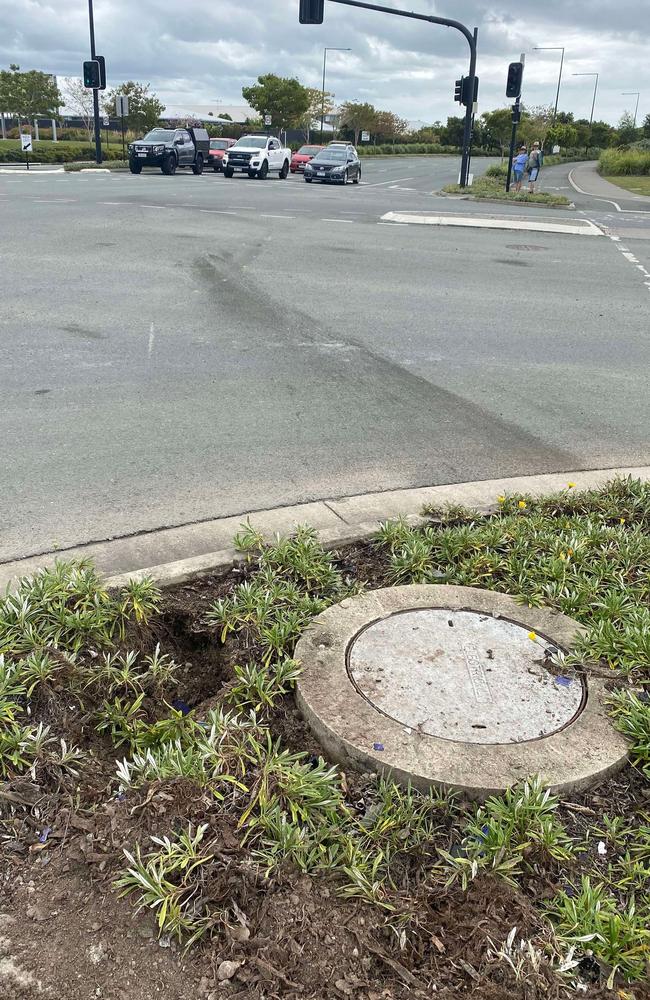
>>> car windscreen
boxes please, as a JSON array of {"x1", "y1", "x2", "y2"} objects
[
  {"x1": 143, "y1": 130, "x2": 175, "y2": 141},
  {"x1": 232, "y1": 137, "x2": 267, "y2": 148},
  {"x1": 313, "y1": 150, "x2": 346, "y2": 162},
  {"x1": 297, "y1": 146, "x2": 322, "y2": 155},
  {"x1": 210, "y1": 140, "x2": 229, "y2": 149}
]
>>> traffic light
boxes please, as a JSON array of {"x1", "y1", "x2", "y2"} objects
[
  {"x1": 299, "y1": 0, "x2": 324, "y2": 23},
  {"x1": 461, "y1": 75, "x2": 479, "y2": 107},
  {"x1": 454, "y1": 78, "x2": 463, "y2": 103},
  {"x1": 506, "y1": 61, "x2": 523, "y2": 99},
  {"x1": 96, "y1": 55, "x2": 106, "y2": 90},
  {"x1": 83, "y1": 60, "x2": 101, "y2": 89}
]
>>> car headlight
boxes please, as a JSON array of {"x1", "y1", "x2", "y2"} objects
[
  {"x1": 305, "y1": 164, "x2": 313, "y2": 172},
  {"x1": 154, "y1": 145, "x2": 164, "y2": 153}
]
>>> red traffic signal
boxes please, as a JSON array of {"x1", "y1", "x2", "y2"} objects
[
  {"x1": 299, "y1": 0, "x2": 324, "y2": 23},
  {"x1": 506, "y1": 62, "x2": 523, "y2": 99}
]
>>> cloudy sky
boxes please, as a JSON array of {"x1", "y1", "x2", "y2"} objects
[{"x1": 1, "y1": 0, "x2": 647, "y2": 125}]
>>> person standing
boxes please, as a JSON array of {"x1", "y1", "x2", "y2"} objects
[
  {"x1": 512, "y1": 145, "x2": 528, "y2": 192},
  {"x1": 527, "y1": 142, "x2": 543, "y2": 193}
]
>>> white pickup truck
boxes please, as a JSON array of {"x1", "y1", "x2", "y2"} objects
[{"x1": 222, "y1": 134, "x2": 291, "y2": 180}]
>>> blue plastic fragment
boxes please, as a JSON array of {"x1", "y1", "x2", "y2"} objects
[
  {"x1": 172, "y1": 698, "x2": 191, "y2": 715},
  {"x1": 555, "y1": 676, "x2": 572, "y2": 687},
  {"x1": 373, "y1": 742, "x2": 384, "y2": 752},
  {"x1": 38, "y1": 826, "x2": 51, "y2": 844}
]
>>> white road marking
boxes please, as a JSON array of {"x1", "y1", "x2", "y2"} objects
[
  {"x1": 260, "y1": 214, "x2": 295, "y2": 219},
  {"x1": 148, "y1": 322, "x2": 155, "y2": 358},
  {"x1": 321, "y1": 218, "x2": 355, "y2": 223},
  {"x1": 139, "y1": 204, "x2": 168, "y2": 209},
  {"x1": 377, "y1": 222, "x2": 408, "y2": 226},
  {"x1": 32, "y1": 199, "x2": 77, "y2": 203},
  {"x1": 200, "y1": 209, "x2": 237, "y2": 215},
  {"x1": 568, "y1": 168, "x2": 650, "y2": 214},
  {"x1": 99, "y1": 201, "x2": 124, "y2": 205},
  {"x1": 363, "y1": 177, "x2": 415, "y2": 188}
]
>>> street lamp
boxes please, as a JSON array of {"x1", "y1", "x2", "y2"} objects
[
  {"x1": 533, "y1": 46, "x2": 565, "y2": 122},
  {"x1": 572, "y1": 72, "x2": 599, "y2": 126},
  {"x1": 321, "y1": 47, "x2": 351, "y2": 141},
  {"x1": 622, "y1": 91, "x2": 640, "y2": 128}
]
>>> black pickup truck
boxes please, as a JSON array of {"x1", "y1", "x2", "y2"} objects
[{"x1": 128, "y1": 127, "x2": 210, "y2": 175}]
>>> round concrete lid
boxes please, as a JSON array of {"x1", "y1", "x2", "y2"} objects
[
  {"x1": 348, "y1": 609, "x2": 584, "y2": 745},
  {"x1": 295, "y1": 585, "x2": 629, "y2": 800}
]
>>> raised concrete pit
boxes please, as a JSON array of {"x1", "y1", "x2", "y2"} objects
[{"x1": 295, "y1": 586, "x2": 629, "y2": 799}]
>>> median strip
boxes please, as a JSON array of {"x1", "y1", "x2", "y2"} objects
[{"x1": 381, "y1": 211, "x2": 604, "y2": 237}]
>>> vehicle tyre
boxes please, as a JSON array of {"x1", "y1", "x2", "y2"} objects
[
  {"x1": 279, "y1": 160, "x2": 289, "y2": 179},
  {"x1": 129, "y1": 161, "x2": 142, "y2": 174},
  {"x1": 192, "y1": 153, "x2": 204, "y2": 175},
  {"x1": 224, "y1": 168, "x2": 234, "y2": 178},
  {"x1": 161, "y1": 153, "x2": 177, "y2": 175},
  {"x1": 353, "y1": 168, "x2": 360, "y2": 184},
  {"x1": 342, "y1": 169, "x2": 348, "y2": 185},
  {"x1": 305, "y1": 177, "x2": 312, "y2": 183},
  {"x1": 259, "y1": 160, "x2": 269, "y2": 179}
]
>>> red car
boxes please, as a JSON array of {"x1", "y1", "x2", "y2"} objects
[
  {"x1": 208, "y1": 137, "x2": 236, "y2": 171},
  {"x1": 290, "y1": 144, "x2": 324, "y2": 173}
]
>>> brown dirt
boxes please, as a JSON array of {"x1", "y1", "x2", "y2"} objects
[{"x1": 2, "y1": 549, "x2": 648, "y2": 1000}]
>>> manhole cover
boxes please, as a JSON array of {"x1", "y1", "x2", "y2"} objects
[
  {"x1": 295, "y1": 585, "x2": 629, "y2": 799},
  {"x1": 348, "y1": 609, "x2": 584, "y2": 745}
]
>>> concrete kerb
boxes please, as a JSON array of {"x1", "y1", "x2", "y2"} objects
[{"x1": 1, "y1": 466, "x2": 648, "y2": 594}]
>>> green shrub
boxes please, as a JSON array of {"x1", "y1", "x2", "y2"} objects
[
  {"x1": 0, "y1": 140, "x2": 125, "y2": 163},
  {"x1": 598, "y1": 148, "x2": 650, "y2": 176}
]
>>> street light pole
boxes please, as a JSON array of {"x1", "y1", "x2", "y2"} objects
[
  {"x1": 321, "y1": 47, "x2": 350, "y2": 142},
  {"x1": 87, "y1": 0, "x2": 102, "y2": 163},
  {"x1": 572, "y1": 72, "x2": 599, "y2": 126},
  {"x1": 534, "y1": 46, "x2": 565, "y2": 123},
  {"x1": 622, "y1": 91, "x2": 640, "y2": 128}
]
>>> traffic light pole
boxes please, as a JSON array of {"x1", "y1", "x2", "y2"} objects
[
  {"x1": 88, "y1": 0, "x2": 102, "y2": 164},
  {"x1": 505, "y1": 97, "x2": 520, "y2": 192},
  {"x1": 325, "y1": 0, "x2": 477, "y2": 187}
]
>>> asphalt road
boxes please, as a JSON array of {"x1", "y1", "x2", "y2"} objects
[{"x1": 1, "y1": 156, "x2": 649, "y2": 562}]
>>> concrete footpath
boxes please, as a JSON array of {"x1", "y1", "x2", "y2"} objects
[
  {"x1": 1, "y1": 466, "x2": 648, "y2": 592},
  {"x1": 569, "y1": 161, "x2": 650, "y2": 206}
]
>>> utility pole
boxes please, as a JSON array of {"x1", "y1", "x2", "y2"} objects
[
  {"x1": 321, "y1": 47, "x2": 350, "y2": 143},
  {"x1": 87, "y1": 0, "x2": 102, "y2": 163},
  {"x1": 533, "y1": 47, "x2": 564, "y2": 124},
  {"x1": 622, "y1": 92, "x2": 640, "y2": 128}
]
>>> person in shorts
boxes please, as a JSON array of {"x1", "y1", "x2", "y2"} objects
[
  {"x1": 512, "y1": 146, "x2": 528, "y2": 191},
  {"x1": 527, "y1": 142, "x2": 543, "y2": 192}
]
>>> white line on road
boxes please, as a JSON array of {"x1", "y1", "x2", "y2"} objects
[
  {"x1": 377, "y1": 222, "x2": 408, "y2": 226},
  {"x1": 321, "y1": 218, "x2": 355, "y2": 223},
  {"x1": 362, "y1": 177, "x2": 415, "y2": 188},
  {"x1": 139, "y1": 204, "x2": 168, "y2": 209},
  {"x1": 200, "y1": 209, "x2": 238, "y2": 215},
  {"x1": 568, "y1": 168, "x2": 650, "y2": 215},
  {"x1": 260, "y1": 214, "x2": 295, "y2": 219},
  {"x1": 99, "y1": 201, "x2": 124, "y2": 205},
  {"x1": 148, "y1": 322, "x2": 155, "y2": 358},
  {"x1": 32, "y1": 199, "x2": 77, "y2": 203}
]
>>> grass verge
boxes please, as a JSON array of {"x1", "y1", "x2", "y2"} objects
[
  {"x1": 602, "y1": 175, "x2": 650, "y2": 196},
  {"x1": 1, "y1": 479, "x2": 648, "y2": 997},
  {"x1": 443, "y1": 174, "x2": 571, "y2": 206}
]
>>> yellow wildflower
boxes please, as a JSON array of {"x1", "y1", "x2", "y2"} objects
[
  {"x1": 567, "y1": 482, "x2": 576, "y2": 489},
  {"x1": 528, "y1": 631, "x2": 537, "y2": 641},
  {"x1": 497, "y1": 495, "x2": 506, "y2": 504},
  {"x1": 518, "y1": 500, "x2": 527, "y2": 510},
  {"x1": 620, "y1": 518, "x2": 625, "y2": 525}
]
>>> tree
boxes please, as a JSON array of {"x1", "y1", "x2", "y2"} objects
[
  {"x1": 481, "y1": 108, "x2": 512, "y2": 155},
  {"x1": 242, "y1": 74, "x2": 309, "y2": 130},
  {"x1": 643, "y1": 112, "x2": 650, "y2": 139},
  {"x1": 546, "y1": 123, "x2": 578, "y2": 151},
  {"x1": 339, "y1": 101, "x2": 376, "y2": 145},
  {"x1": 0, "y1": 65, "x2": 61, "y2": 122},
  {"x1": 302, "y1": 86, "x2": 334, "y2": 140},
  {"x1": 374, "y1": 110, "x2": 409, "y2": 144},
  {"x1": 61, "y1": 77, "x2": 94, "y2": 142},
  {"x1": 103, "y1": 81, "x2": 164, "y2": 134},
  {"x1": 439, "y1": 116, "x2": 465, "y2": 147},
  {"x1": 617, "y1": 111, "x2": 638, "y2": 145},
  {"x1": 589, "y1": 120, "x2": 614, "y2": 149}
]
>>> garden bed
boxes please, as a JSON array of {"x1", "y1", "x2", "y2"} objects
[{"x1": 1, "y1": 479, "x2": 648, "y2": 999}]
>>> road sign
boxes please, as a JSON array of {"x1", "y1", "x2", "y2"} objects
[
  {"x1": 103, "y1": 116, "x2": 109, "y2": 126},
  {"x1": 115, "y1": 95, "x2": 129, "y2": 117},
  {"x1": 552, "y1": 144, "x2": 561, "y2": 154},
  {"x1": 264, "y1": 114, "x2": 272, "y2": 126},
  {"x1": 21, "y1": 134, "x2": 33, "y2": 152},
  {"x1": 361, "y1": 130, "x2": 370, "y2": 142}
]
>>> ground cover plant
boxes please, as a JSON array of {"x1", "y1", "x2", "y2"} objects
[
  {"x1": 0, "y1": 479, "x2": 648, "y2": 999},
  {"x1": 443, "y1": 173, "x2": 571, "y2": 206}
]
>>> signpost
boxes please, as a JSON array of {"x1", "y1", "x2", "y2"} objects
[
  {"x1": 21, "y1": 132, "x2": 32, "y2": 170},
  {"x1": 264, "y1": 114, "x2": 272, "y2": 126},
  {"x1": 361, "y1": 130, "x2": 370, "y2": 142},
  {"x1": 116, "y1": 96, "x2": 129, "y2": 161},
  {"x1": 505, "y1": 56, "x2": 525, "y2": 193}
]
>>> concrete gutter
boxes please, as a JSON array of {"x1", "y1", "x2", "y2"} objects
[{"x1": 2, "y1": 466, "x2": 648, "y2": 593}]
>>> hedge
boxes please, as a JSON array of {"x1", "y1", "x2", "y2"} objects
[
  {"x1": 598, "y1": 149, "x2": 650, "y2": 176},
  {"x1": 0, "y1": 141, "x2": 125, "y2": 163}
]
